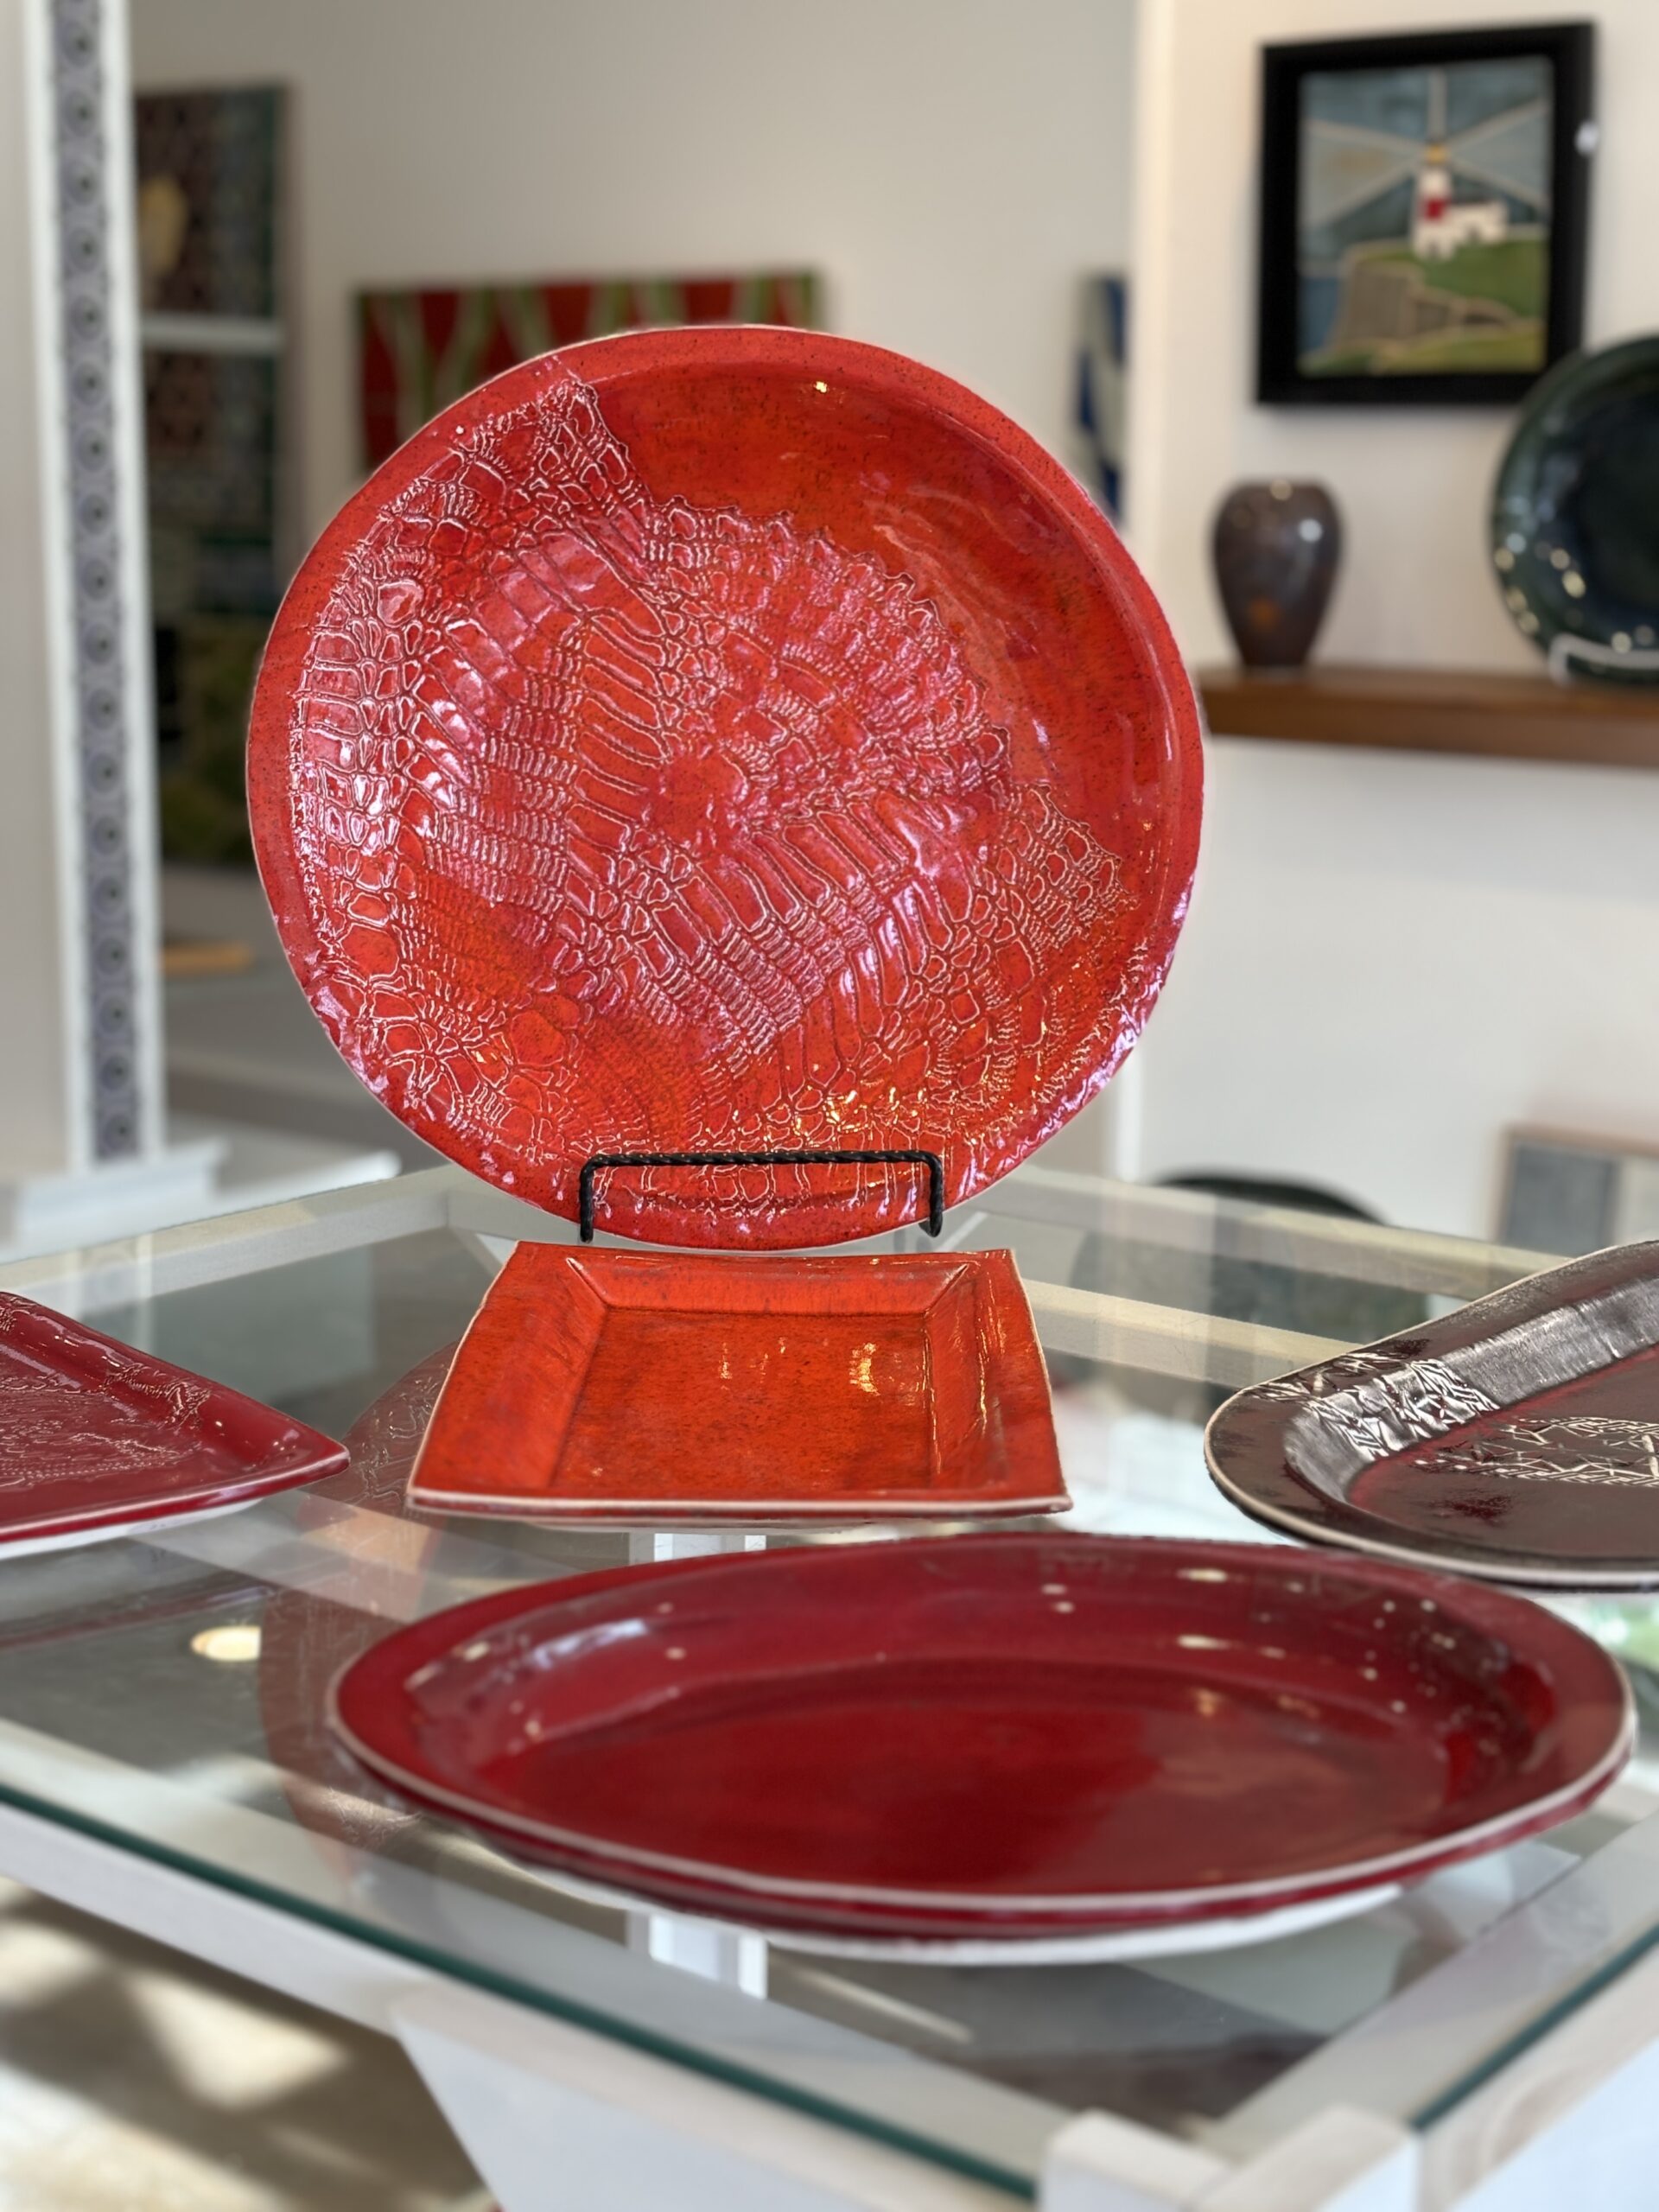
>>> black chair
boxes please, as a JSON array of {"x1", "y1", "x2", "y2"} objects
[{"x1": 1057, "y1": 1171, "x2": 1429, "y2": 1409}]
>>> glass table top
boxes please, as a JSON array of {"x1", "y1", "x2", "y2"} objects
[{"x1": 2, "y1": 1165, "x2": 1656, "y2": 2199}]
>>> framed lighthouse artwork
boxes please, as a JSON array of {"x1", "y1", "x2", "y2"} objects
[{"x1": 1256, "y1": 22, "x2": 1594, "y2": 406}]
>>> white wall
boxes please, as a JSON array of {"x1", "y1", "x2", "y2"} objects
[
  {"x1": 1129, "y1": 0, "x2": 1659, "y2": 671},
  {"x1": 1141, "y1": 740, "x2": 1659, "y2": 1235},
  {"x1": 132, "y1": 0, "x2": 1139, "y2": 548},
  {"x1": 1125, "y1": 0, "x2": 1659, "y2": 1239}
]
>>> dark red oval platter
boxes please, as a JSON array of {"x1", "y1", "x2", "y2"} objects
[{"x1": 329, "y1": 1535, "x2": 1630, "y2": 1942}]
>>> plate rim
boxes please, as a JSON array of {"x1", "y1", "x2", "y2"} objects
[
  {"x1": 337, "y1": 1751, "x2": 1414, "y2": 1956},
  {"x1": 496, "y1": 1850, "x2": 1405, "y2": 1964}
]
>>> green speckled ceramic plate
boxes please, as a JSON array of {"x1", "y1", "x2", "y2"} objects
[{"x1": 1491, "y1": 336, "x2": 1659, "y2": 684}]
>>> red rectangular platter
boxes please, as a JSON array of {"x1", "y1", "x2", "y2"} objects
[
  {"x1": 408, "y1": 1244, "x2": 1067, "y2": 1524},
  {"x1": 0, "y1": 1293, "x2": 347, "y2": 1554}
]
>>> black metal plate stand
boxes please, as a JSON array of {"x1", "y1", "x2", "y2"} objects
[{"x1": 577, "y1": 1148, "x2": 946, "y2": 1243}]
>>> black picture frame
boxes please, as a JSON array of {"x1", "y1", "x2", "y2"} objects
[{"x1": 1256, "y1": 22, "x2": 1594, "y2": 407}]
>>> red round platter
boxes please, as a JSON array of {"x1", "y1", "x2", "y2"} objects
[
  {"x1": 328, "y1": 1535, "x2": 1631, "y2": 1942},
  {"x1": 249, "y1": 327, "x2": 1202, "y2": 1247}
]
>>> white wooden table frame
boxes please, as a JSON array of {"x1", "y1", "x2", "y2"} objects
[
  {"x1": 3, "y1": 1170, "x2": 1659, "y2": 2210},
  {"x1": 5, "y1": 1783, "x2": 1659, "y2": 2212}
]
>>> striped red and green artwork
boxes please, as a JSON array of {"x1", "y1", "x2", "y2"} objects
[{"x1": 358, "y1": 271, "x2": 822, "y2": 468}]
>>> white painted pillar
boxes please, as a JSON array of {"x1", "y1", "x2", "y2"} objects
[
  {"x1": 0, "y1": 0, "x2": 219, "y2": 1251},
  {"x1": 0, "y1": 0, "x2": 80, "y2": 1183}
]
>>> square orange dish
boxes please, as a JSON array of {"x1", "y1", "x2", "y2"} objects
[{"x1": 409, "y1": 1245, "x2": 1067, "y2": 1525}]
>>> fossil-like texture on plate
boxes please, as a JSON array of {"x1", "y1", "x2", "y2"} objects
[
  {"x1": 1207, "y1": 1243, "x2": 1659, "y2": 1587},
  {"x1": 251, "y1": 328, "x2": 1201, "y2": 1245},
  {"x1": 0, "y1": 1293, "x2": 346, "y2": 1548}
]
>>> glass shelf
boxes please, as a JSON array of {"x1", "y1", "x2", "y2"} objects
[{"x1": 0, "y1": 1166, "x2": 1653, "y2": 2197}]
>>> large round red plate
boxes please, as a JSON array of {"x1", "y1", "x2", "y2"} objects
[
  {"x1": 328, "y1": 1535, "x2": 1630, "y2": 1942},
  {"x1": 249, "y1": 328, "x2": 1202, "y2": 1246}
]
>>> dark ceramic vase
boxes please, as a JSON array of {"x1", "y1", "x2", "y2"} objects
[{"x1": 1211, "y1": 480, "x2": 1342, "y2": 668}]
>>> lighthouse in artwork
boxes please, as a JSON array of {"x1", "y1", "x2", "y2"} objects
[
  {"x1": 1410, "y1": 73, "x2": 1508, "y2": 263},
  {"x1": 1413, "y1": 140, "x2": 1509, "y2": 260}
]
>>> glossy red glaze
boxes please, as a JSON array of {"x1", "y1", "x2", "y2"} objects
[
  {"x1": 249, "y1": 327, "x2": 1202, "y2": 1247},
  {"x1": 331, "y1": 1535, "x2": 1630, "y2": 1940},
  {"x1": 1207, "y1": 1242, "x2": 1659, "y2": 1588},
  {"x1": 0, "y1": 1294, "x2": 347, "y2": 1549},
  {"x1": 409, "y1": 1244, "x2": 1065, "y2": 1522}
]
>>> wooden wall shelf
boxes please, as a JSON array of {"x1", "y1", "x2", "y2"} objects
[{"x1": 1197, "y1": 664, "x2": 1659, "y2": 772}]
